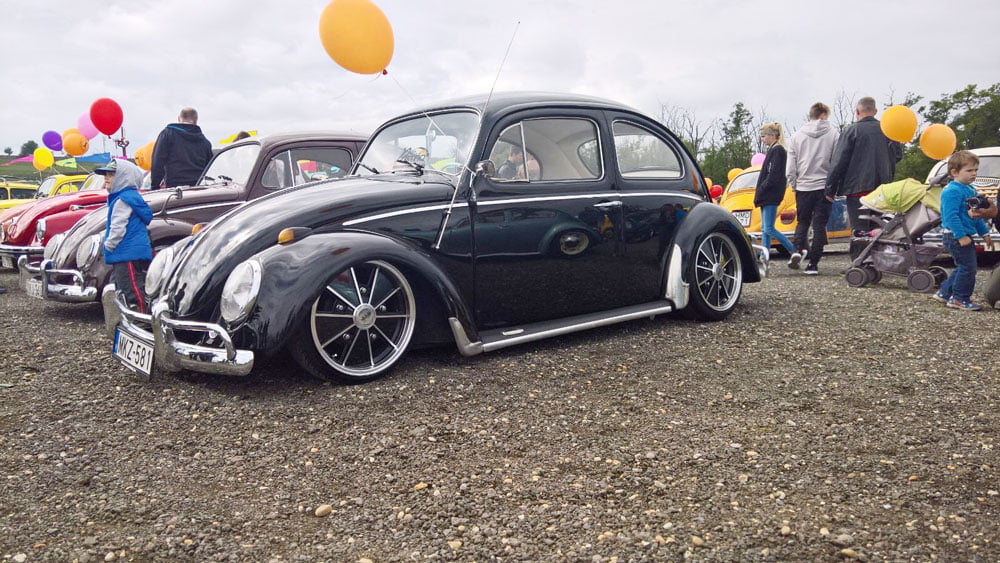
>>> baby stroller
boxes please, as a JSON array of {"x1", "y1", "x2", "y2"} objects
[{"x1": 844, "y1": 178, "x2": 947, "y2": 292}]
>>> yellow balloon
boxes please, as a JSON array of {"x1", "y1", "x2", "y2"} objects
[
  {"x1": 727, "y1": 167, "x2": 743, "y2": 183},
  {"x1": 134, "y1": 141, "x2": 155, "y2": 171},
  {"x1": 919, "y1": 124, "x2": 957, "y2": 160},
  {"x1": 880, "y1": 105, "x2": 918, "y2": 143},
  {"x1": 33, "y1": 147, "x2": 54, "y2": 170},
  {"x1": 64, "y1": 133, "x2": 89, "y2": 157},
  {"x1": 318, "y1": 0, "x2": 394, "y2": 74}
]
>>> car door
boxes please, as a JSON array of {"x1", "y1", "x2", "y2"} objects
[{"x1": 471, "y1": 110, "x2": 634, "y2": 328}]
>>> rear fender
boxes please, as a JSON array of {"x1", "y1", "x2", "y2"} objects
[
  {"x1": 237, "y1": 231, "x2": 474, "y2": 355},
  {"x1": 669, "y1": 202, "x2": 762, "y2": 286}
]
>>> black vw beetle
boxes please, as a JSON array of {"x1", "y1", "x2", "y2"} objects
[{"x1": 109, "y1": 92, "x2": 766, "y2": 382}]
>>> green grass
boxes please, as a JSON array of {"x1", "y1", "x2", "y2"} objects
[{"x1": 0, "y1": 155, "x2": 97, "y2": 181}]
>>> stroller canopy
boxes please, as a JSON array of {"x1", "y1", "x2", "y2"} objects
[{"x1": 861, "y1": 178, "x2": 942, "y2": 214}]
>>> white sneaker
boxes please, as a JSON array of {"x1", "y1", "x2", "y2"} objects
[{"x1": 787, "y1": 252, "x2": 803, "y2": 269}]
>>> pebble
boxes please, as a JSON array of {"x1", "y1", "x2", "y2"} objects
[
  {"x1": 840, "y1": 548, "x2": 858, "y2": 558},
  {"x1": 832, "y1": 533, "x2": 853, "y2": 547},
  {"x1": 691, "y1": 535, "x2": 704, "y2": 547},
  {"x1": 780, "y1": 525, "x2": 791, "y2": 536},
  {"x1": 315, "y1": 505, "x2": 333, "y2": 517}
]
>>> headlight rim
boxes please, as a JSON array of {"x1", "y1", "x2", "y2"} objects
[
  {"x1": 75, "y1": 234, "x2": 102, "y2": 270},
  {"x1": 220, "y1": 259, "x2": 262, "y2": 325},
  {"x1": 44, "y1": 233, "x2": 65, "y2": 260},
  {"x1": 145, "y1": 246, "x2": 174, "y2": 298}
]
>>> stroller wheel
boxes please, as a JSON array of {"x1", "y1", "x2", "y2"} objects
[
  {"x1": 928, "y1": 265, "x2": 948, "y2": 286},
  {"x1": 907, "y1": 269, "x2": 936, "y2": 293},
  {"x1": 863, "y1": 265, "x2": 882, "y2": 284},
  {"x1": 845, "y1": 267, "x2": 869, "y2": 288}
]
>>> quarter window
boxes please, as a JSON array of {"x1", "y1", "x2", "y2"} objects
[
  {"x1": 262, "y1": 147, "x2": 353, "y2": 190},
  {"x1": 612, "y1": 121, "x2": 682, "y2": 179},
  {"x1": 487, "y1": 118, "x2": 601, "y2": 182}
]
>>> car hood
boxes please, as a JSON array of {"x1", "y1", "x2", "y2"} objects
[
  {"x1": 163, "y1": 174, "x2": 456, "y2": 318},
  {"x1": 8, "y1": 190, "x2": 108, "y2": 243}
]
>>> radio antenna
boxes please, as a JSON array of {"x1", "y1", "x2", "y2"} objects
[{"x1": 483, "y1": 21, "x2": 520, "y2": 113}]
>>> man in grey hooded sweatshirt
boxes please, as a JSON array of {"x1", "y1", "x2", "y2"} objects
[{"x1": 787, "y1": 102, "x2": 839, "y2": 274}]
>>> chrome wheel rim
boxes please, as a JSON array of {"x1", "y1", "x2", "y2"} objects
[
  {"x1": 694, "y1": 233, "x2": 742, "y2": 312},
  {"x1": 309, "y1": 261, "x2": 416, "y2": 378}
]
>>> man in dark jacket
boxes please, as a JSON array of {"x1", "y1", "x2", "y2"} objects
[
  {"x1": 150, "y1": 107, "x2": 213, "y2": 190},
  {"x1": 824, "y1": 96, "x2": 903, "y2": 233}
]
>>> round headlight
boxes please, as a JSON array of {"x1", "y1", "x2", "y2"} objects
[
  {"x1": 35, "y1": 219, "x2": 46, "y2": 243},
  {"x1": 76, "y1": 234, "x2": 102, "y2": 270},
  {"x1": 44, "y1": 233, "x2": 65, "y2": 260},
  {"x1": 145, "y1": 246, "x2": 174, "y2": 298},
  {"x1": 220, "y1": 260, "x2": 262, "y2": 324}
]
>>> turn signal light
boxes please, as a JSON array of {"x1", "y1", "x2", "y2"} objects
[
  {"x1": 191, "y1": 223, "x2": 207, "y2": 235},
  {"x1": 277, "y1": 227, "x2": 313, "y2": 245}
]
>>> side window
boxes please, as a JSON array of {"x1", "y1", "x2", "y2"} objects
[
  {"x1": 0, "y1": 189, "x2": 7, "y2": 200},
  {"x1": 487, "y1": 118, "x2": 601, "y2": 183},
  {"x1": 262, "y1": 147, "x2": 353, "y2": 190},
  {"x1": 612, "y1": 121, "x2": 682, "y2": 179}
]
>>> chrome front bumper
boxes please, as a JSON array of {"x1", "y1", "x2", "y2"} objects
[
  {"x1": 18, "y1": 257, "x2": 98, "y2": 302},
  {"x1": 0, "y1": 243, "x2": 42, "y2": 269},
  {"x1": 108, "y1": 289, "x2": 254, "y2": 377}
]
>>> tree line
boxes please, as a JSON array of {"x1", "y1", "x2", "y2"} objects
[{"x1": 660, "y1": 83, "x2": 1000, "y2": 186}]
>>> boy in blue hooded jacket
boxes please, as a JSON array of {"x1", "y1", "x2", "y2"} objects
[{"x1": 96, "y1": 158, "x2": 153, "y2": 313}]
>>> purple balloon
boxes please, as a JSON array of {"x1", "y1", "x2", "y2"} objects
[
  {"x1": 77, "y1": 113, "x2": 100, "y2": 140},
  {"x1": 42, "y1": 130, "x2": 63, "y2": 151}
]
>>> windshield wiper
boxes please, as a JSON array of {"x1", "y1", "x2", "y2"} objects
[
  {"x1": 357, "y1": 163, "x2": 380, "y2": 174},
  {"x1": 219, "y1": 175, "x2": 233, "y2": 182},
  {"x1": 395, "y1": 159, "x2": 425, "y2": 175}
]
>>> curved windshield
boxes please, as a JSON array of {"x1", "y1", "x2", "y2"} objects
[
  {"x1": 356, "y1": 110, "x2": 479, "y2": 176},
  {"x1": 727, "y1": 171, "x2": 759, "y2": 193},
  {"x1": 34, "y1": 177, "x2": 56, "y2": 198},
  {"x1": 200, "y1": 143, "x2": 261, "y2": 186}
]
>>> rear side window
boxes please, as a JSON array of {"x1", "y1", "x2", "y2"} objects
[
  {"x1": 487, "y1": 118, "x2": 602, "y2": 182},
  {"x1": 12, "y1": 188, "x2": 36, "y2": 198},
  {"x1": 613, "y1": 121, "x2": 682, "y2": 179}
]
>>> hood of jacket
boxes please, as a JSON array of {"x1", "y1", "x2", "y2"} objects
[
  {"x1": 165, "y1": 122, "x2": 207, "y2": 141},
  {"x1": 108, "y1": 159, "x2": 145, "y2": 194},
  {"x1": 799, "y1": 119, "x2": 834, "y2": 139}
]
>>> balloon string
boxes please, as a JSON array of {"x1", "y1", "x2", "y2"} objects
[{"x1": 329, "y1": 72, "x2": 384, "y2": 101}]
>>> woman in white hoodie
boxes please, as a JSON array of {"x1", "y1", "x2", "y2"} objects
[{"x1": 786, "y1": 102, "x2": 839, "y2": 274}]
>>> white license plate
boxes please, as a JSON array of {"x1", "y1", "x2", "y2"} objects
[
  {"x1": 114, "y1": 329, "x2": 154, "y2": 377},
  {"x1": 733, "y1": 210, "x2": 751, "y2": 227},
  {"x1": 25, "y1": 278, "x2": 44, "y2": 299},
  {"x1": 1, "y1": 255, "x2": 13, "y2": 269}
]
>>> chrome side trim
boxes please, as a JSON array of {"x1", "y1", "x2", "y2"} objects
[
  {"x1": 479, "y1": 304, "x2": 674, "y2": 353},
  {"x1": 449, "y1": 317, "x2": 484, "y2": 357},
  {"x1": 664, "y1": 244, "x2": 689, "y2": 310},
  {"x1": 344, "y1": 203, "x2": 467, "y2": 226},
  {"x1": 162, "y1": 201, "x2": 241, "y2": 216}
]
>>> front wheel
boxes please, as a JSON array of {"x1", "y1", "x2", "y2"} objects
[
  {"x1": 289, "y1": 260, "x2": 416, "y2": 384},
  {"x1": 681, "y1": 232, "x2": 743, "y2": 321}
]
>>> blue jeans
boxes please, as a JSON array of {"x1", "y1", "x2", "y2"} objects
[
  {"x1": 759, "y1": 204, "x2": 796, "y2": 254},
  {"x1": 940, "y1": 233, "x2": 977, "y2": 301}
]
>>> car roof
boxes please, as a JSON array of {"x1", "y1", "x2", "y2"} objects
[
  {"x1": 226, "y1": 131, "x2": 369, "y2": 151},
  {"x1": 396, "y1": 91, "x2": 646, "y2": 122},
  {"x1": 967, "y1": 147, "x2": 1000, "y2": 157}
]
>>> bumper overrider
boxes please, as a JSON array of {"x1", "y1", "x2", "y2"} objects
[
  {"x1": 107, "y1": 288, "x2": 254, "y2": 377},
  {"x1": 0, "y1": 243, "x2": 43, "y2": 269},
  {"x1": 18, "y1": 257, "x2": 98, "y2": 302}
]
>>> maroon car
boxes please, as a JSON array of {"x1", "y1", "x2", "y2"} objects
[{"x1": 23, "y1": 131, "x2": 367, "y2": 303}]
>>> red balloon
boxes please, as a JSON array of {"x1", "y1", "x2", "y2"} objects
[{"x1": 90, "y1": 97, "x2": 123, "y2": 135}]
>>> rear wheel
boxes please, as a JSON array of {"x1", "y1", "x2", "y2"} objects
[
  {"x1": 907, "y1": 269, "x2": 936, "y2": 293},
  {"x1": 929, "y1": 265, "x2": 948, "y2": 286},
  {"x1": 863, "y1": 264, "x2": 882, "y2": 284},
  {"x1": 845, "y1": 267, "x2": 868, "y2": 288},
  {"x1": 682, "y1": 232, "x2": 743, "y2": 321},
  {"x1": 290, "y1": 260, "x2": 416, "y2": 383}
]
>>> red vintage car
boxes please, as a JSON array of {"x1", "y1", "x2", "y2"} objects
[{"x1": 0, "y1": 173, "x2": 108, "y2": 270}]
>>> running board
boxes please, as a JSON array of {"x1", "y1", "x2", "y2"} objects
[{"x1": 448, "y1": 300, "x2": 675, "y2": 357}]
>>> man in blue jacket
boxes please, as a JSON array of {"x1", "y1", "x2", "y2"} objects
[
  {"x1": 150, "y1": 107, "x2": 213, "y2": 189},
  {"x1": 97, "y1": 158, "x2": 154, "y2": 313}
]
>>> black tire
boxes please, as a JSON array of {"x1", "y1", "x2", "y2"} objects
[
  {"x1": 845, "y1": 267, "x2": 868, "y2": 288},
  {"x1": 929, "y1": 265, "x2": 948, "y2": 286},
  {"x1": 289, "y1": 260, "x2": 416, "y2": 384},
  {"x1": 863, "y1": 265, "x2": 882, "y2": 284},
  {"x1": 681, "y1": 232, "x2": 743, "y2": 321},
  {"x1": 907, "y1": 269, "x2": 936, "y2": 293}
]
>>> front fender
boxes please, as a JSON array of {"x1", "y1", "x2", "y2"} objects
[
  {"x1": 671, "y1": 202, "x2": 762, "y2": 285},
  {"x1": 233, "y1": 231, "x2": 475, "y2": 356}
]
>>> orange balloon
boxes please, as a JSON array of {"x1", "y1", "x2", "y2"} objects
[
  {"x1": 63, "y1": 133, "x2": 89, "y2": 156},
  {"x1": 919, "y1": 124, "x2": 957, "y2": 160},
  {"x1": 880, "y1": 105, "x2": 918, "y2": 143},
  {"x1": 318, "y1": 0, "x2": 394, "y2": 74},
  {"x1": 134, "y1": 141, "x2": 155, "y2": 171},
  {"x1": 62, "y1": 127, "x2": 81, "y2": 143}
]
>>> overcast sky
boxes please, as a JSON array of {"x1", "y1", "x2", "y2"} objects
[{"x1": 2, "y1": 0, "x2": 999, "y2": 156}]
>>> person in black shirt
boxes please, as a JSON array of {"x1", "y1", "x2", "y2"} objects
[{"x1": 149, "y1": 107, "x2": 213, "y2": 189}]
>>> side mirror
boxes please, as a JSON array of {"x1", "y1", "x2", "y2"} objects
[
  {"x1": 709, "y1": 184, "x2": 723, "y2": 200},
  {"x1": 159, "y1": 186, "x2": 183, "y2": 216},
  {"x1": 474, "y1": 160, "x2": 496, "y2": 178}
]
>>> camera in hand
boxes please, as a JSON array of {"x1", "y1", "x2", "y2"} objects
[{"x1": 966, "y1": 194, "x2": 992, "y2": 210}]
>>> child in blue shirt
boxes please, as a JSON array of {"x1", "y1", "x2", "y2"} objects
[
  {"x1": 96, "y1": 158, "x2": 154, "y2": 313},
  {"x1": 933, "y1": 150, "x2": 994, "y2": 310}
]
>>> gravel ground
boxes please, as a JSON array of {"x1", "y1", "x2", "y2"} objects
[{"x1": 1, "y1": 245, "x2": 998, "y2": 562}]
